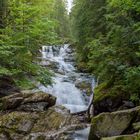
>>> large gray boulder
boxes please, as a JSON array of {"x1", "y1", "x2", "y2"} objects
[
  {"x1": 89, "y1": 106, "x2": 140, "y2": 140},
  {"x1": 0, "y1": 91, "x2": 56, "y2": 111},
  {"x1": 101, "y1": 133, "x2": 140, "y2": 140}
]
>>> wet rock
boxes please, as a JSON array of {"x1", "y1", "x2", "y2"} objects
[
  {"x1": 32, "y1": 123, "x2": 88, "y2": 140},
  {"x1": 0, "y1": 106, "x2": 81, "y2": 140},
  {"x1": 101, "y1": 133, "x2": 140, "y2": 140},
  {"x1": 93, "y1": 83, "x2": 131, "y2": 115},
  {"x1": 0, "y1": 132, "x2": 10, "y2": 140},
  {"x1": 123, "y1": 101, "x2": 135, "y2": 108},
  {"x1": 89, "y1": 106, "x2": 140, "y2": 140},
  {"x1": 2, "y1": 97, "x2": 23, "y2": 110},
  {"x1": 56, "y1": 69, "x2": 66, "y2": 75},
  {"x1": 0, "y1": 91, "x2": 56, "y2": 111},
  {"x1": 118, "y1": 101, "x2": 135, "y2": 110},
  {"x1": 0, "y1": 76, "x2": 20, "y2": 98},
  {"x1": 18, "y1": 102, "x2": 49, "y2": 112},
  {"x1": 41, "y1": 60, "x2": 58, "y2": 70},
  {"x1": 76, "y1": 62, "x2": 89, "y2": 73},
  {"x1": 64, "y1": 57, "x2": 75, "y2": 62},
  {"x1": 94, "y1": 96, "x2": 123, "y2": 115},
  {"x1": 75, "y1": 80, "x2": 92, "y2": 96},
  {"x1": 0, "y1": 112, "x2": 37, "y2": 134}
]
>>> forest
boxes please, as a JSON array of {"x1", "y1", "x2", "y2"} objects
[
  {"x1": 0, "y1": 0, "x2": 69, "y2": 91},
  {"x1": 71, "y1": 0, "x2": 140, "y2": 105},
  {"x1": 0, "y1": 0, "x2": 140, "y2": 140}
]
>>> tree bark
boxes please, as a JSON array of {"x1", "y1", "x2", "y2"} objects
[{"x1": 0, "y1": 0, "x2": 7, "y2": 28}]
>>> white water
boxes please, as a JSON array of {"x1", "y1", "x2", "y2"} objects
[
  {"x1": 72, "y1": 127, "x2": 90, "y2": 140},
  {"x1": 39, "y1": 44, "x2": 94, "y2": 113},
  {"x1": 39, "y1": 44, "x2": 95, "y2": 140}
]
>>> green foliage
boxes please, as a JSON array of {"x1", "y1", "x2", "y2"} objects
[
  {"x1": 124, "y1": 67, "x2": 140, "y2": 103},
  {"x1": 0, "y1": 0, "x2": 69, "y2": 90},
  {"x1": 71, "y1": 0, "x2": 140, "y2": 103}
]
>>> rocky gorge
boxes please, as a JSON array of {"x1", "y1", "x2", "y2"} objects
[
  {"x1": 0, "y1": 44, "x2": 94, "y2": 140},
  {"x1": 1, "y1": 44, "x2": 140, "y2": 140},
  {"x1": 0, "y1": 91, "x2": 89, "y2": 140}
]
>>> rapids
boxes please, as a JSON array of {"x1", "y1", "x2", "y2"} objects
[{"x1": 39, "y1": 44, "x2": 95, "y2": 139}]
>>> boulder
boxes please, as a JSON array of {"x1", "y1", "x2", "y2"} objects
[
  {"x1": 0, "y1": 91, "x2": 56, "y2": 111},
  {"x1": 101, "y1": 133, "x2": 140, "y2": 140},
  {"x1": 0, "y1": 76, "x2": 19, "y2": 98},
  {"x1": 89, "y1": 106, "x2": 140, "y2": 140},
  {"x1": 0, "y1": 106, "x2": 81, "y2": 140},
  {"x1": 93, "y1": 83, "x2": 132, "y2": 115},
  {"x1": 75, "y1": 80, "x2": 92, "y2": 96},
  {"x1": 0, "y1": 91, "x2": 89, "y2": 140}
]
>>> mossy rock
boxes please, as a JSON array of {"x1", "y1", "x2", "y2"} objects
[
  {"x1": 0, "y1": 106, "x2": 80, "y2": 139},
  {"x1": 89, "y1": 106, "x2": 140, "y2": 140},
  {"x1": 0, "y1": 112, "x2": 37, "y2": 134},
  {"x1": 0, "y1": 91, "x2": 56, "y2": 111},
  {"x1": 76, "y1": 62, "x2": 89, "y2": 72},
  {"x1": 94, "y1": 82, "x2": 130, "y2": 114},
  {"x1": 101, "y1": 133, "x2": 140, "y2": 140},
  {"x1": 133, "y1": 122, "x2": 140, "y2": 131},
  {"x1": 75, "y1": 80, "x2": 92, "y2": 96},
  {"x1": 101, "y1": 135, "x2": 136, "y2": 140}
]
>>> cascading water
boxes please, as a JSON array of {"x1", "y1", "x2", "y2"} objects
[
  {"x1": 40, "y1": 44, "x2": 94, "y2": 113},
  {"x1": 39, "y1": 44, "x2": 95, "y2": 139}
]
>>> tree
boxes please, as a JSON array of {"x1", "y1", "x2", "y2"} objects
[
  {"x1": 71, "y1": 0, "x2": 140, "y2": 104},
  {"x1": 0, "y1": 0, "x2": 69, "y2": 90}
]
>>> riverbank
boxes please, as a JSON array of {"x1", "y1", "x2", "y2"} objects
[
  {"x1": 0, "y1": 91, "x2": 89, "y2": 139},
  {"x1": 0, "y1": 44, "x2": 94, "y2": 140},
  {"x1": 1, "y1": 44, "x2": 140, "y2": 140}
]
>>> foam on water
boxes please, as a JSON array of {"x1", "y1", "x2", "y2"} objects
[{"x1": 39, "y1": 44, "x2": 94, "y2": 113}]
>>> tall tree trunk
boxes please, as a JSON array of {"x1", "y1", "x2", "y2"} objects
[{"x1": 0, "y1": 0, "x2": 7, "y2": 28}]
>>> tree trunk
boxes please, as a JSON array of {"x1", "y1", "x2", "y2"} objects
[{"x1": 0, "y1": 0, "x2": 7, "y2": 28}]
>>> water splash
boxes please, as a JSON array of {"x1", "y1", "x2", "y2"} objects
[{"x1": 39, "y1": 44, "x2": 94, "y2": 113}]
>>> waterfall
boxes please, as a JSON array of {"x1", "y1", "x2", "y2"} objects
[{"x1": 39, "y1": 44, "x2": 95, "y2": 113}]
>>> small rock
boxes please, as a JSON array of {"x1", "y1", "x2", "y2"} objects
[
  {"x1": 0, "y1": 133, "x2": 9, "y2": 140},
  {"x1": 18, "y1": 102, "x2": 49, "y2": 112},
  {"x1": 133, "y1": 122, "x2": 140, "y2": 131},
  {"x1": 2, "y1": 97, "x2": 23, "y2": 110},
  {"x1": 18, "y1": 120, "x2": 34, "y2": 133}
]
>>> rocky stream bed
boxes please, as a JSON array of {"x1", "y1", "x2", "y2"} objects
[{"x1": 1, "y1": 44, "x2": 140, "y2": 140}]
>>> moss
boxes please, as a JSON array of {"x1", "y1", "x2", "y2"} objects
[
  {"x1": 76, "y1": 81, "x2": 92, "y2": 96},
  {"x1": 15, "y1": 78, "x2": 36, "y2": 90},
  {"x1": 0, "y1": 98, "x2": 6, "y2": 111},
  {"x1": 133, "y1": 122, "x2": 140, "y2": 131},
  {"x1": 91, "y1": 113, "x2": 105, "y2": 126},
  {"x1": 94, "y1": 82, "x2": 113, "y2": 103},
  {"x1": 0, "y1": 102, "x2": 3, "y2": 111},
  {"x1": 0, "y1": 112, "x2": 37, "y2": 134},
  {"x1": 136, "y1": 132, "x2": 140, "y2": 140},
  {"x1": 77, "y1": 62, "x2": 89, "y2": 72},
  {"x1": 32, "y1": 110, "x2": 65, "y2": 132},
  {"x1": 89, "y1": 107, "x2": 140, "y2": 140},
  {"x1": 102, "y1": 134, "x2": 137, "y2": 140},
  {"x1": 94, "y1": 82, "x2": 128, "y2": 104}
]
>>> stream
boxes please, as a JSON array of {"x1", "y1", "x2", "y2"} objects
[{"x1": 39, "y1": 44, "x2": 95, "y2": 140}]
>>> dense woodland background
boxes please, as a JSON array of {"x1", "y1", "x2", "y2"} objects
[
  {"x1": 0, "y1": 0, "x2": 69, "y2": 90},
  {"x1": 0, "y1": 0, "x2": 140, "y2": 105},
  {"x1": 70, "y1": 0, "x2": 140, "y2": 105}
]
